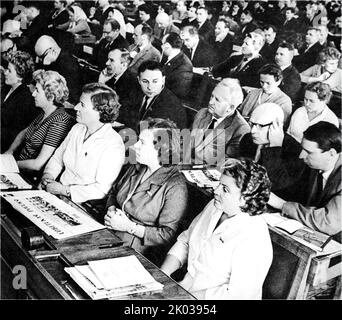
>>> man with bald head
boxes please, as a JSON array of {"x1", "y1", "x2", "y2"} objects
[
  {"x1": 239, "y1": 103, "x2": 306, "y2": 197},
  {"x1": 189, "y1": 78, "x2": 250, "y2": 166},
  {"x1": 154, "y1": 12, "x2": 180, "y2": 41},
  {"x1": 35, "y1": 35, "x2": 81, "y2": 104}
]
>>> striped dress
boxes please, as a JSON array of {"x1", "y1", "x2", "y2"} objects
[{"x1": 18, "y1": 108, "x2": 75, "y2": 161}]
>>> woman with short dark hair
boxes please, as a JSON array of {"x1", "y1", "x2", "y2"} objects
[
  {"x1": 40, "y1": 83, "x2": 125, "y2": 203},
  {"x1": 104, "y1": 117, "x2": 188, "y2": 266},
  {"x1": 287, "y1": 81, "x2": 339, "y2": 142},
  {"x1": 161, "y1": 158, "x2": 273, "y2": 300},
  {"x1": 1, "y1": 50, "x2": 38, "y2": 152}
]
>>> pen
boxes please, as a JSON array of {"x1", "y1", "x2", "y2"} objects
[{"x1": 98, "y1": 243, "x2": 122, "y2": 249}]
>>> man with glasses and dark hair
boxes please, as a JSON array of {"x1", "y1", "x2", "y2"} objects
[
  {"x1": 239, "y1": 102, "x2": 306, "y2": 198},
  {"x1": 268, "y1": 121, "x2": 341, "y2": 242},
  {"x1": 34, "y1": 35, "x2": 81, "y2": 105}
]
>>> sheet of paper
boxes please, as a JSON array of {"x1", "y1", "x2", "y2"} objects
[
  {"x1": 88, "y1": 255, "x2": 158, "y2": 290},
  {"x1": 181, "y1": 169, "x2": 221, "y2": 188},
  {"x1": 0, "y1": 154, "x2": 19, "y2": 173},
  {"x1": 0, "y1": 190, "x2": 105, "y2": 239},
  {"x1": 0, "y1": 173, "x2": 32, "y2": 190}
]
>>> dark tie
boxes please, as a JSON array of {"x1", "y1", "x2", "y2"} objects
[
  {"x1": 208, "y1": 118, "x2": 217, "y2": 129},
  {"x1": 314, "y1": 171, "x2": 324, "y2": 201},
  {"x1": 139, "y1": 96, "x2": 149, "y2": 117},
  {"x1": 189, "y1": 48, "x2": 193, "y2": 60}
]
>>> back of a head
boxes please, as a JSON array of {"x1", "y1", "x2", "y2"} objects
[
  {"x1": 35, "y1": 35, "x2": 59, "y2": 57},
  {"x1": 252, "y1": 102, "x2": 285, "y2": 124},
  {"x1": 303, "y1": 121, "x2": 341, "y2": 153}
]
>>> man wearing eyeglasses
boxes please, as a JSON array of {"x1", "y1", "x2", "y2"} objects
[{"x1": 239, "y1": 102, "x2": 306, "y2": 199}]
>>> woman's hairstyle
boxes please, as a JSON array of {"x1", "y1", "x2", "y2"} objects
[
  {"x1": 258, "y1": 63, "x2": 283, "y2": 82},
  {"x1": 319, "y1": 46, "x2": 341, "y2": 63},
  {"x1": 305, "y1": 81, "x2": 332, "y2": 103},
  {"x1": 82, "y1": 83, "x2": 121, "y2": 123},
  {"x1": 221, "y1": 158, "x2": 271, "y2": 215},
  {"x1": 32, "y1": 69, "x2": 69, "y2": 104},
  {"x1": 139, "y1": 117, "x2": 180, "y2": 166},
  {"x1": 7, "y1": 50, "x2": 35, "y2": 84}
]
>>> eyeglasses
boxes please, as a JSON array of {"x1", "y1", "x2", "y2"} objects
[{"x1": 248, "y1": 121, "x2": 273, "y2": 129}]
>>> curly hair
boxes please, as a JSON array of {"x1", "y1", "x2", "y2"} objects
[
  {"x1": 305, "y1": 81, "x2": 332, "y2": 103},
  {"x1": 82, "y1": 83, "x2": 121, "y2": 123},
  {"x1": 221, "y1": 158, "x2": 271, "y2": 216},
  {"x1": 7, "y1": 50, "x2": 35, "y2": 84},
  {"x1": 139, "y1": 118, "x2": 180, "y2": 166},
  {"x1": 32, "y1": 69, "x2": 69, "y2": 105}
]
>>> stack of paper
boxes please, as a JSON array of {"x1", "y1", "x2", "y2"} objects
[
  {"x1": 0, "y1": 154, "x2": 32, "y2": 190},
  {"x1": 181, "y1": 169, "x2": 221, "y2": 189},
  {"x1": 65, "y1": 255, "x2": 163, "y2": 299}
]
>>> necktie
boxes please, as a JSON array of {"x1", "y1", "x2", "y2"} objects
[
  {"x1": 208, "y1": 118, "x2": 217, "y2": 129},
  {"x1": 140, "y1": 96, "x2": 149, "y2": 114},
  {"x1": 314, "y1": 171, "x2": 323, "y2": 201}
]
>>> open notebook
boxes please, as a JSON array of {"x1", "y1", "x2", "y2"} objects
[
  {"x1": 65, "y1": 255, "x2": 163, "y2": 299},
  {"x1": 0, "y1": 154, "x2": 32, "y2": 190}
]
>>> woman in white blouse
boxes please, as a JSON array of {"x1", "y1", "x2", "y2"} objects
[
  {"x1": 161, "y1": 158, "x2": 273, "y2": 300},
  {"x1": 39, "y1": 83, "x2": 125, "y2": 203},
  {"x1": 287, "y1": 82, "x2": 339, "y2": 143}
]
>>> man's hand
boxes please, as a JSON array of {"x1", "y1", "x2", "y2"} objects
[
  {"x1": 45, "y1": 181, "x2": 66, "y2": 196},
  {"x1": 268, "y1": 118, "x2": 284, "y2": 147},
  {"x1": 104, "y1": 208, "x2": 135, "y2": 233}
]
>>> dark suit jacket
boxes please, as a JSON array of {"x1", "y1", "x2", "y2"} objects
[
  {"x1": 240, "y1": 133, "x2": 306, "y2": 198},
  {"x1": 162, "y1": 52, "x2": 193, "y2": 100},
  {"x1": 1, "y1": 84, "x2": 39, "y2": 153},
  {"x1": 212, "y1": 54, "x2": 264, "y2": 87},
  {"x1": 106, "y1": 69, "x2": 140, "y2": 125},
  {"x1": 260, "y1": 39, "x2": 279, "y2": 63},
  {"x1": 93, "y1": 35, "x2": 129, "y2": 69},
  {"x1": 282, "y1": 18, "x2": 299, "y2": 32},
  {"x1": 182, "y1": 39, "x2": 215, "y2": 67},
  {"x1": 279, "y1": 64, "x2": 301, "y2": 103},
  {"x1": 133, "y1": 88, "x2": 188, "y2": 130},
  {"x1": 283, "y1": 155, "x2": 341, "y2": 240},
  {"x1": 198, "y1": 19, "x2": 215, "y2": 44},
  {"x1": 189, "y1": 109, "x2": 250, "y2": 166},
  {"x1": 213, "y1": 34, "x2": 234, "y2": 64},
  {"x1": 46, "y1": 50, "x2": 82, "y2": 104},
  {"x1": 293, "y1": 42, "x2": 324, "y2": 73}
]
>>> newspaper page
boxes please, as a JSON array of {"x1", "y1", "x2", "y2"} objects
[{"x1": 1, "y1": 190, "x2": 105, "y2": 239}]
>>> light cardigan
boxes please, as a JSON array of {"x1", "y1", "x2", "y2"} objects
[
  {"x1": 287, "y1": 105, "x2": 339, "y2": 143},
  {"x1": 44, "y1": 123, "x2": 125, "y2": 203},
  {"x1": 168, "y1": 200, "x2": 273, "y2": 300}
]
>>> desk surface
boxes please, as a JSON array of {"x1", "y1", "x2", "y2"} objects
[{"x1": 1, "y1": 199, "x2": 195, "y2": 300}]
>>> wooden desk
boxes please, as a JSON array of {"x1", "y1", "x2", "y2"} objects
[{"x1": 0, "y1": 200, "x2": 195, "y2": 300}]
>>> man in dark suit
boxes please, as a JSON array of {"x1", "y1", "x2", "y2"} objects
[
  {"x1": 188, "y1": 78, "x2": 250, "y2": 167},
  {"x1": 282, "y1": 7, "x2": 300, "y2": 33},
  {"x1": 98, "y1": 48, "x2": 139, "y2": 126},
  {"x1": 89, "y1": 0, "x2": 115, "y2": 39},
  {"x1": 196, "y1": 6, "x2": 215, "y2": 45},
  {"x1": 293, "y1": 27, "x2": 323, "y2": 72},
  {"x1": 260, "y1": 24, "x2": 279, "y2": 63},
  {"x1": 239, "y1": 103, "x2": 306, "y2": 199},
  {"x1": 213, "y1": 18, "x2": 234, "y2": 64},
  {"x1": 35, "y1": 35, "x2": 81, "y2": 105},
  {"x1": 237, "y1": 9, "x2": 259, "y2": 45},
  {"x1": 181, "y1": 25, "x2": 215, "y2": 67},
  {"x1": 161, "y1": 32, "x2": 193, "y2": 100},
  {"x1": 268, "y1": 122, "x2": 341, "y2": 242},
  {"x1": 275, "y1": 41, "x2": 301, "y2": 104},
  {"x1": 93, "y1": 19, "x2": 129, "y2": 70},
  {"x1": 138, "y1": 3, "x2": 155, "y2": 29},
  {"x1": 211, "y1": 32, "x2": 265, "y2": 88},
  {"x1": 131, "y1": 61, "x2": 187, "y2": 130}
]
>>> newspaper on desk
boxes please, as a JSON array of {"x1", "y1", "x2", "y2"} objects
[
  {"x1": 0, "y1": 190, "x2": 105, "y2": 239},
  {"x1": 0, "y1": 154, "x2": 32, "y2": 190},
  {"x1": 262, "y1": 212, "x2": 342, "y2": 256},
  {"x1": 65, "y1": 255, "x2": 163, "y2": 299},
  {"x1": 181, "y1": 168, "x2": 221, "y2": 189}
]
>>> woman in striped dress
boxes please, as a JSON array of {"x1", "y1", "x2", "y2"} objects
[{"x1": 4, "y1": 69, "x2": 75, "y2": 182}]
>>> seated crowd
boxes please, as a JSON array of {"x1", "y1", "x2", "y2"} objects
[{"x1": 1, "y1": 0, "x2": 341, "y2": 300}]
